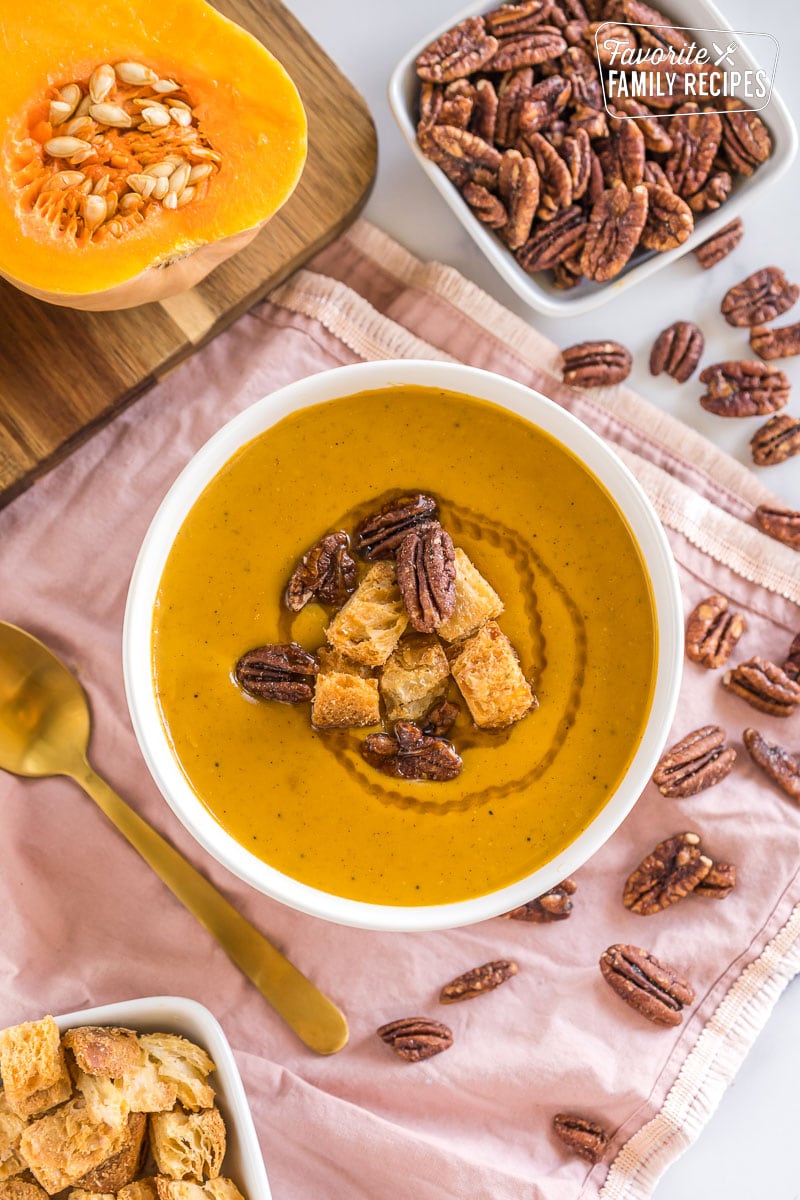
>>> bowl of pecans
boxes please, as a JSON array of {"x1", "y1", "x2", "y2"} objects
[{"x1": 388, "y1": 0, "x2": 797, "y2": 315}]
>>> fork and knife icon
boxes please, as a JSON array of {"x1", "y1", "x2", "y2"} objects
[{"x1": 712, "y1": 40, "x2": 738, "y2": 67}]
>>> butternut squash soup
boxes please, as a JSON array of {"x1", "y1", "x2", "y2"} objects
[{"x1": 152, "y1": 386, "x2": 656, "y2": 906}]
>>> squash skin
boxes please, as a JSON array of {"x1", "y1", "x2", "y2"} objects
[{"x1": 0, "y1": 0, "x2": 307, "y2": 309}]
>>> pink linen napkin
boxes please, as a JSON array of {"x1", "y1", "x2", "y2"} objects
[{"x1": 0, "y1": 219, "x2": 798, "y2": 1200}]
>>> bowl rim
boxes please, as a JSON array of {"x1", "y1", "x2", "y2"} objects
[
  {"x1": 123, "y1": 359, "x2": 683, "y2": 932},
  {"x1": 386, "y1": 0, "x2": 798, "y2": 317}
]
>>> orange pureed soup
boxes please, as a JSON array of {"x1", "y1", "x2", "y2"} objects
[{"x1": 153, "y1": 387, "x2": 656, "y2": 906}]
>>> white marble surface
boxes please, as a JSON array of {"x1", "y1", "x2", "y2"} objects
[{"x1": 284, "y1": 0, "x2": 800, "y2": 1193}]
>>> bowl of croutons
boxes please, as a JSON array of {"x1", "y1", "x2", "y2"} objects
[
  {"x1": 125, "y1": 359, "x2": 683, "y2": 930},
  {"x1": 0, "y1": 997, "x2": 269, "y2": 1198}
]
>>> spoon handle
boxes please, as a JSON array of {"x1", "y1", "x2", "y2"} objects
[{"x1": 72, "y1": 761, "x2": 348, "y2": 1055}]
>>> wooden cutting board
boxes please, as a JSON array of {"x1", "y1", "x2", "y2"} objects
[{"x1": 0, "y1": 0, "x2": 377, "y2": 508}]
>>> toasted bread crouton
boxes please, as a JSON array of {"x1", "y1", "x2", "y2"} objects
[
  {"x1": 380, "y1": 637, "x2": 450, "y2": 722},
  {"x1": 118, "y1": 1180, "x2": 159, "y2": 1200},
  {"x1": 0, "y1": 1018, "x2": 72, "y2": 1119},
  {"x1": 19, "y1": 1097, "x2": 129, "y2": 1194},
  {"x1": 63, "y1": 1028, "x2": 142, "y2": 1079},
  {"x1": 450, "y1": 621, "x2": 535, "y2": 728},
  {"x1": 154, "y1": 1183, "x2": 205, "y2": 1200},
  {"x1": 311, "y1": 672, "x2": 380, "y2": 729},
  {"x1": 0, "y1": 1181, "x2": 49, "y2": 1199},
  {"x1": 203, "y1": 1182, "x2": 246, "y2": 1200},
  {"x1": 73, "y1": 1059, "x2": 176, "y2": 1128},
  {"x1": 150, "y1": 1108, "x2": 225, "y2": 1183},
  {"x1": 139, "y1": 1037, "x2": 215, "y2": 1113},
  {"x1": 0, "y1": 1092, "x2": 27, "y2": 1180},
  {"x1": 325, "y1": 563, "x2": 408, "y2": 667},
  {"x1": 436, "y1": 550, "x2": 504, "y2": 643},
  {"x1": 75, "y1": 1112, "x2": 145, "y2": 1193},
  {"x1": 316, "y1": 647, "x2": 370, "y2": 676},
  {"x1": 68, "y1": 1190, "x2": 115, "y2": 1199}
]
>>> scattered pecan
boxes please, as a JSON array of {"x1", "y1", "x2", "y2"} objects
[
  {"x1": 485, "y1": 1, "x2": 554, "y2": 37},
  {"x1": 501, "y1": 877, "x2": 577, "y2": 922},
  {"x1": 553, "y1": 1114, "x2": 609, "y2": 1164},
  {"x1": 377, "y1": 1017, "x2": 453, "y2": 1062},
  {"x1": 623, "y1": 833, "x2": 712, "y2": 916},
  {"x1": 561, "y1": 339, "x2": 632, "y2": 387},
  {"x1": 355, "y1": 493, "x2": 437, "y2": 560},
  {"x1": 423, "y1": 699, "x2": 460, "y2": 737},
  {"x1": 639, "y1": 183, "x2": 693, "y2": 252},
  {"x1": 488, "y1": 28, "x2": 568, "y2": 70},
  {"x1": 580, "y1": 182, "x2": 648, "y2": 283},
  {"x1": 652, "y1": 725, "x2": 736, "y2": 798},
  {"x1": 664, "y1": 104, "x2": 721, "y2": 199},
  {"x1": 650, "y1": 321, "x2": 704, "y2": 383},
  {"x1": 750, "y1": 414, "x2": 800, "y2": 466},
  {"x1": 599, "y1": 944, "x2": 694, "y2": 1027},
  {"x1": 284, "y1": 531, "x2": 357, "y2": 612},
  {"x1": 693, "y1": 217, "x2": 743, "y2": 269},
  {"x1": 784, "y1": 632, "x2": 800, "y2": 682},
  {"x1": 685, "y1": 594, "x2": 745, "y2": 669},
  {"x1": 721, "y1": 267, "x2": 799, "y2": 328},
  {"x1": 755, "y1": 505, "x2": 800, "y2": 551},
  {"x1": 396, "y1": 522, "x2": 456, "y2": 632},
  {"x1": 498, "y1": 149, "x2": 539, "y2": 248},
  {"x1": 688, "y1": 171, "x2": 732, "y2": 214},
  {"x1": 720, "y1": 100, "x2": 772, "y2": 176},
  {"x1": 723, "y1": 656, "x2": 800, "y2": 716},
  {"x1": 416, "y1": 17, "x2": 499, "y2": 83},
  {"x1": 235, "y1": 643, "x2": 318, "y2": 704},
  {"x1": 750, "y1": 322, "x2": 800, "y2": 361},
  {"x1": 699, "y1": 361, "x2": 790, "y2": 418},
  {"x1": 694, "y1": 861, "x2": 737, "y2": 899},
  {"x1": 361, "y1": 720, "x2": 463, "y2": 781},
  {"x1": 743, "y1": 728, "x2": 800, "y2": 802},
  {"x1": 516, "y1": 205, "x2": 586, "y2": 272},
  {"x1": 440, "y1": 959, "x2": 518, "y2": 1003}
]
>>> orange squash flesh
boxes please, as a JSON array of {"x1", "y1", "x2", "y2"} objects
[{"x1": 0, "y1": 0, "x2": 307, "y2": 309}]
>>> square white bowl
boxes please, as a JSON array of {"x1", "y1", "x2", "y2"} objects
[
  {"x1": 388, "y1": 0, "x2": 797, "y2": 317},
  {"x1": 52, "y1": 995, "x2": 271, "y2": 1198}
]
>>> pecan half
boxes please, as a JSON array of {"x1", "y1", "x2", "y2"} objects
[
  {"x1": 639, "y1": 183, "x2": 693, "y2": 252},
  {"x1": 612, "y1": 0, "x2": 691, "y2": 51},
  {"x1": 553, "y1": 1114, "x2": 609, "y2": 1164},
  {"x1": 518, "y1": 75, "x2": 572, "y2": 137},
  {"x1": 561, "y1": 339, "x2": 632, "y2": 387},
  {"x1": 721, "y1": 267, "x2": 799, "y2": 328},
  {"x1": 720, "y1": 100, "x2": 772, "y2": 176},
  {"x1": 612, "y1": 97, "x2": 673, "y2": 154},
  {"x1": 599, "y1": 944, "x2": 694, "y2": 1026},
  {"x1": 423, "y1": 699, "x2": 460, "y2": 737},
  {"x1": 377, "y1": 1017, "x2": 453, "y2": 1062},
  {"x1": 235, "y1": 643, "x2": 319, "y2": 704},
  {"x1": 560, "y1": 45, "x2": 603, "y2": 110},
  {"x1": 743, "y1": 728, "x2": 800, "y2": 801},
  {"x1": 723, "y1": 656, "x2": 800, "y2": 716},
  {"x1": 755, "y1": 505, "x2": 800, "y2": 551},
  {"x1": 580, "y1": 182, "x2": 648, "y2": 283},
  {"x1": 527, "y1": 131, "x2": 573, "y2": 220},
  {"x1": 652, "y1": 725, "x2": 736, "y2": 797},
  {"x1": 472, "y1": 77, "x2": 499, "y2": 143},
  {"x1": 693, "y1": 217, "x2": 743, "y2": 270},
  {"x1": 355, "y1": 493, "x2": 437, "y2": 560},
  {"x1": 516, "y1": 204, "x2": 586, "y2": 271},
  {"x1": 664, "y1": 104, "x2": 721, "y2": 198},
  {"x1": 485, "y1": 1, "x2": 554, "y2": 37},
  {"x1": 284, "y1": 531, "x2": 357, "y2": 612},
  {"x1": 649, "y1": 321, "x2": 704, "y2": 383},
  {"x1": 688, "y1": 171, "x2": 732, "y2": 214},
  {"x1": 685, "y1": 593, "x2": 745, "y2": 669},
  {"x1": 487, "y1": 27, "x2": 567, "y2": 70},
  {"x1": 501, "y1": 877, "x2": 577, "y2": 921},
  {"x1": 699, "y1": 361, "x2": 790, "y2": 418},
  {"x1": 590, "y1": 20, "x2": 637, "y2": 66},
  {"x1": 440, "y1": 959, "x2": 518, "y2": 1003},
  {"x1": 623, "y1": 832, "x2": 712, "y2": 915},
  {"x1": 750, "y1": 414, "x2": 800, "y2": 466},
  {"x1": 464, "y1": 181, "x2": 508, "y2": 228},
  {"x1": 361, "y1": 720, "x2": 463, "y2": 781},
  {"x1": 396, "y1": 523, "x2": 456, "y2": 632},
  {"x1": 694, "y1": 862, "x2": 737, "y2": 899},
  {"x1": 416, "y1": 17, "x2": 499, "y2": 83},
  {"x1": 560, "y1": 129, "x2": 592, "y2": 200},
  {"x1": 750, "y1": 322, "x2": 800, "y2": 361},
  {"x1": 606, "y1": 115, "x2": 646, "y2": 189},
  {"x1": 498, "y1": 149, "x2": 539, "y2": 249},
  {"x1": 784, "y1": 632, "x2": 800, "y2": 682},
  {"x1": 420, "y1": 123, "x2": 502, "y2": 188}
]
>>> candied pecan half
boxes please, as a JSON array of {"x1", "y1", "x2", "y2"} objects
[
  {"x1": 612, "y1": 97, "x2": 673, "y2": 154},
  {"x1": 610, "y1": 0, "x2": 691, "y2": 51},
  {"x1": 623, "y1": 832, "x2": 712, "y2": 915},
  {"x1": 355, "y1": 493, "x2": 437, "y2": 560},
  {"x1": 685, "y1": 594, "x2": 745, "y2": 669},
  {"x1": 463, "y1": 181, "x2": 508, "y2": 228},
  {"x1": 553, "y1": 1114, "x2": 609, "y2": 1164},
  {"x1": 664, "y1": 105, "x2": 721, "y2": 199},
  {"x1": 720, "y1": 100, "x2": 772, "y2": 175},
  {"x1": 472, "y1": 77, "x2": 500, "y2": 143},
  {"x1": 580, "y1": 182, "x2": 648, "y2": 283},
  {"x1": 516, "y1": 204, "x2": 586, "y2": 272},
  {"x1": 590, "y1": 20, "x2": 637, "y2": 67},
  {"x1": 527, "y1": 131, "x2": 573, "y2": 219},
  {"x1": 755, "y1": 505, "x2": 800, "y2": 551},
  {"x1": 518, "y1": 75, "x2": 572, "y2": 136},
  {"x1": 743, "y1": 728, "x2": 800, "y2": 802},
  {"x1": 688, "y1": 171, "x2": 732, "y2": 214},
  {"x1": 639, "y1": 183, "x2": 693, "y2": 252},
  {"x1": 693, "y1": 217, "x2": 743, "y2": 270},
  {"x1": 699, "y1": 361, "x2": 790, "y2": 418},
  {"x1": 440, "y1": 959, "x2": 518, "y2": 1003},
  {"x1": 694, "y1": 862, "x2": 737, "y2": 899},
  {"x1": 284, "y1": 531, "x2": 357, "y2": 612},
  {"x1": 420, "y1": 123, "x2": 503, "y2": 188},
  {"x1": 606, "y1": 115, "x2": 646, "y2": 189},
  {"x1": 416, "y1": 17, "x2": 499, "y2": 83},
  {"x1": 377, "y1": 1017, "x2": 453, "y2": 1062},
  {"x1": 652, "y1": 725, "x2": 736, "y2": 797},
  {"x1": 599, "y1": 944, "x2": 694, "y2": 1027},
  {"x1": 487, "y1": 27, "x2": 568, "y2": 70},
  {"x1": 723, "y1": 656, "x2": 800, "y2": 716},
  {"x1": 784, "y1": 632, "x2": 800, "y2": 682},
  {"x1": 560, "y1": 129, "x2": 592, "y2": 200},
  {"x1": 750, "y1": 322, "x2": 800, "y2": 361},
  {"x1": 560, "y1": 45, "x2": 603, "y2": 110},
  {"x1": 396, "y1": 522, "x2": 456, "y2": 633},
  {"x1": 423, "y1": 699, "x2": 460, "y2": 737},
  {"x1": 561, "y1": 340, "x2": 632, "y2": 387},
  {"x1": 498, "y1": 149, "x2": 539, "y2": 249},
  {"x1": 235, "y1": 643, "x2": 318, "y2": 704},
  {"x1": 485, "y1": 0, "x2": 555, "y2": 37},
  {"x1": 650, "y1": 321, "x2": 704, "y2": 383},
  {"x1": 721, "y1": 267, "x2": 800, "y2": 328},
  {"x1": 750, "y1": 414, "x2": 800, "y2": 466},
  {"x1": 502, "y1": 877, "x2": 577, "y2": 922},
  {"x1": 495, "y1": 66, "x2": 535, "y2": 147},
  {"x1": 361, "y1": 720, "x2": 463, "y2": 782}
]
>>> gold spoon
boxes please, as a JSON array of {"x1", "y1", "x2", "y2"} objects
[{"x1": 0, "y1": 621, "x2": 348, "y2": 1055}]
